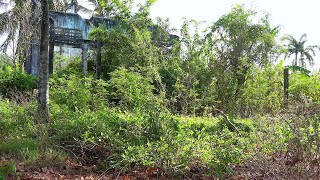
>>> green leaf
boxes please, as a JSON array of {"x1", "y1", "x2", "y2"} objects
[{"x1": 285, "y1": 65, "x2": 311, "y2": 75}]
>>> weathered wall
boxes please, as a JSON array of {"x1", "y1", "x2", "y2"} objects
[
  {"x1": 25, "y1": 10, "x2": 178, "y2": 76},
  {"x1": 25, "y1": 11, "x2": 116, "y2": 75},
  {"x1": 49, "y1": 11, "x2": 116, "y2": 42}
]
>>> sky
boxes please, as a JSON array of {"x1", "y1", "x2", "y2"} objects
[
  {"x1": 141, "y1": 0, "x2": 320, "y2": 42},
  {"x1": 78, "y1": 0, "x2": 320, "y2": 42},
  {"x1": 2, "y1": 0, "x2": 319, "y2": 69},
  {"x1": 78, "y1": 0, "x2": 320, "y2": 69},
  {"x1": 82, "y1": 0, "x2": 320, "y2": 44}
]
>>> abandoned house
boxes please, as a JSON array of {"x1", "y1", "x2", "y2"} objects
[
  {"x1": 24, "y1": 2, "x2": 178, "y2": 77},
  {"x1": 24, "y1": 2, "x2": 115, "y2": 76}
]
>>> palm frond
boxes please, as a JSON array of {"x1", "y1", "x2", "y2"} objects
[
  {"x1": 286, "y1": 65, "x2": 311, "y2": 75},
  {"x1": 304, "y1": 51, "x2": 314, "y2": 66},
  {"x1": 0, "y1": 11, "x2": 11, "y2": 34},
  {"x1": 281, "y1": 34, "x2": 294, "y2": 42},
  {"x1": 299, "y1": 33, "x2": 307, "y2": 42},
  {"x1": 305, "y1": 45, "x2": 317, "y2": 56}
]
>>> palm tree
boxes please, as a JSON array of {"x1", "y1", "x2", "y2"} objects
[
  {"x1": 282, "y1": 33, "x2": 320, "y2": 67},
  {"x1": 0, "y1": 0, "x2": 33, "y2": 64}
]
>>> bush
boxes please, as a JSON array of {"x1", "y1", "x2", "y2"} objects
[
  {"x1": 109, "y1": 67, "x2": 168, "y2": 113},
  {"x1": 49, "y1": 105, "x2": 176, "y2": 168},
  {"x1": 241, "y1": 62, "x2": 284, "y2": 116},
  {"x1": 289, "y1": 72, "x2": 320, "y2": 104},
  {"x1": 0, "y1": 100, "x2": 36, "y2": 138},
  {"x1": 0, "y1": 65, "x2": 37, "y2": 99},
  {"x1": 50, "y1": 74, "x2": 109, "y2": 111}
]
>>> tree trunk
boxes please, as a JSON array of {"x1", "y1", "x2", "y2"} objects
[{"x1": 38, "y1": 0, "x2": 50, "y2": 123}]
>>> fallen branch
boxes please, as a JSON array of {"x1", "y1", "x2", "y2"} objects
[{"x1": 215, "y1": 109, "x2": 241, "y2": 136}]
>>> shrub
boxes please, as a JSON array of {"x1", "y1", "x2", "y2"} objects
[
  {"x1": 50, "y1": 74, "x2": 108, "y2": 111},
  {"x1": 289, "y1": 72, "x2": 320, "y2": 104},
  {"x1": 0, "y1": 65, "x2": 37, "y2": 99},
  {"x1": 0, "y1": 100, "x2": 36, "y2": 138},
  {"x1": 241, "y1": 62, "x2": 284, "y2": 116},
  {"x1": 109, "y1": 67, "x2": 168, "y2": 113}
]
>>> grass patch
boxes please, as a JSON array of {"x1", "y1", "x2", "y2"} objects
[{"x1": 0, "y1": 138, "x2": 39, "y2": 162}]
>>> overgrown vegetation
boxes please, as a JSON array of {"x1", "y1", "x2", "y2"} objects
[{"x1": 0, "y1": 1, "x2": 319, "y2": 179}]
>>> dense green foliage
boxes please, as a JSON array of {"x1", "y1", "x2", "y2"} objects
[
  {"x1": 89, "y1": 5, "x2": 282, "y2": 115},
  {"x1": 0, "y1": 1, "x2": 320, "y2": 179},
  {"x1": 0, "y1": 59, "x2": 37, "y2": 99}
]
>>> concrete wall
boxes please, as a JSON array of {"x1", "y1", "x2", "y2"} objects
[
  {"x1": 49, "y1": 11, "x2": 116, "y2": 41},
  {"x1": 25, "y1": 11, "x2": 116, "y2": 75}
]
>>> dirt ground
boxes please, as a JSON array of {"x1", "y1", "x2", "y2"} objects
[{"x1": 4, "y1": 153, "x2": 320, "y2": 180}]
